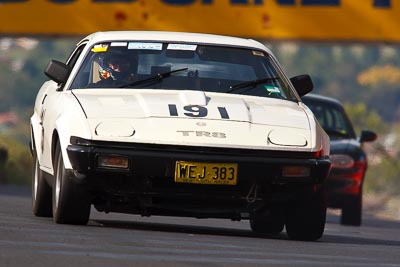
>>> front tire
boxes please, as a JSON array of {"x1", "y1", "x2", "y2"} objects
[
  {"x1": 250, "y1": 207, "x2": 285, "y2": 235},
  {"x1": 341, "y1": 192, "x2": 362, "y2": 226},
  {"x1": 32, "y1": 152, "x2": 52, "y2": 217},
  {"x1": 285, "y1": 185, "x2": 327, "y2": 241},
  {"x1": 52, "y1": 142, "x2": 90, "y2": 225}
]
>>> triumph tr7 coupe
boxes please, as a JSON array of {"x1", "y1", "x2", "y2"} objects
[{"x1": 30, "y1": 31, "x2": 331, "y2": 241}]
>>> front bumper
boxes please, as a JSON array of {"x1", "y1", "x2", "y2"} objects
[
  {"x1": 66, "y1": 139, "x2": 331, "y2": 218},
  {"x1": 326, "y1": 167, "x2": 366, "y2": 208},
  {"x1": 67, "y1": 140, "x2": 331, "y2": 183}
]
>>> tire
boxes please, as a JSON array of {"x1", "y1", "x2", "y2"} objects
[
  {"x1": 341, "y1": 192, "x2": 362, "y2": 226},
  {"x1": 52, "y1": 142, "x2": 91, "y2": 225},
  {"x1": 285, "y1": 185, "x2": 327, "y2": 241},
  {"x1": 250, "y1": 208, "x2": 285, "y2": 235},
  {"x1": 32, "y1": 152, "x2": 53, "y2": 217}
]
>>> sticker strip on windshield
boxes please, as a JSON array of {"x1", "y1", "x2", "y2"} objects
[
  {"x1": 167, "y1": 44, "x2": 197, "y2": 51},
  {"x1": 92, "y1": 44, "x2": 108, "y2": 52},
  {"x1": 111, "y1": 42, "x2": 128, "y2": 47},
  {"x1": 128, "y1": 42, "x2": 162, "y2": 50}
]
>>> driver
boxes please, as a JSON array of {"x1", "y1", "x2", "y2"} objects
[{"x1": 96, "y1": 52, "x2": 137, "y2": 86}]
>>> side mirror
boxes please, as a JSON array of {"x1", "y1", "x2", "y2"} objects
[
  {"x1": 290, "y1": 74, "x2": 314, "y2": 97},
  {"x1": 360, "y1": 130, "x2": 377, "y2": 143},
  {"x1": 44, "y1": 60, "x2": 70, "y2": 84}
]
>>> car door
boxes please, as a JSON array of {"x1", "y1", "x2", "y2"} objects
[{"x1": 38, "y1": 43, "x2": 87, "y2": 173}]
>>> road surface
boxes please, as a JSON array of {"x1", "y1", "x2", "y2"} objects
[{"x1": 0, "y1": 185, "x2": 399, "y2": 267}]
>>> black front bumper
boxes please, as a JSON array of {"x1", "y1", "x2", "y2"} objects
[
  {"x1": 66, "y1": 140, "x2": 331, "y2": 218},
  {"x1": 67, "y1": 141, "x2": 330, "y2": 181}
]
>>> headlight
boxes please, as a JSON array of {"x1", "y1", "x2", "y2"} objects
[
  {"x1": 95, "y1": 122, "x2": 135, "y2": 137},
  {"x1": 330, "y1": 154, "x2": 354, "y2": 169}
]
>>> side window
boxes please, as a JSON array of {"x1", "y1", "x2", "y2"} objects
[
  {"x1": 52, "y1": 44, "x2": 87, "y2": 90},
  {"x1": 66, "y1": 44, "x2": 88, "y2": 89},
  {"x1": 66, "y1": 43, "x2": 86, "y2": 69}
]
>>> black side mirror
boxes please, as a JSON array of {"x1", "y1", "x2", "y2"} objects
[
  {"x1": 44, "y1": 60, "x2": 70, "y2": 84},
  {"x1": 360, "y1": 130, "x2": 377, "y2": 143},
  {"x1": 290, "y1": 74, "x2": 314, "y2": 97}
]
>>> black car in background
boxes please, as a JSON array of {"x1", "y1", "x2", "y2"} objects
[{"x1": 302, "y1": 94, "x2": 377, "y2": 226}]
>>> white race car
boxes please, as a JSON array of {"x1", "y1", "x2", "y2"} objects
[{"x1": 30, "y1": 31, "x2": 331, "y2": 241}]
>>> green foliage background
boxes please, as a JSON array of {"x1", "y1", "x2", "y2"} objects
[
  {"x1": 0, "y1": 38, "x2": 399, "y2": 197},
  {"x1": 0, "y1": 135, "x2": 32, "y2": 185}
]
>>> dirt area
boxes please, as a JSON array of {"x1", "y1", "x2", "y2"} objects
[{"x1": 364, "y1": 193, "x2": 400, "y2": 221}]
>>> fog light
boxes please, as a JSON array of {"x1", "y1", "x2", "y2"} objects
[
  {"x1": 282, "y1": 166, "x2": 310, "y2": 177},
  {"x1": 97, "y1": 155, "x2": 129, "y2": 169}
]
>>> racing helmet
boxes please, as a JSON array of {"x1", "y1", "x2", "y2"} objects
[{"x1": 98, "y1": 52, "x2": 137, "y2": 81}]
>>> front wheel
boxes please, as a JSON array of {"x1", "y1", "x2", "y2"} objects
[
  {"x1": 250, "y1": 208, "x2": 285, "y2": 235},
  {"x1": 341, "y1": 192, "x2": 362, "y2": 226},
  {"x1": 32, "y1": 152, "x2": 52, "y2": 217},
  {"x1": 52, "y1": 142, "x2": 91, "y2": 225},
  {"x1": 285, "y1": 185, "x2": 327, "y2": 241}
]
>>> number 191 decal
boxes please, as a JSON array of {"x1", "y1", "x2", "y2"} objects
[{"x1": 168, "y1": 104, "x2": 230, "y2": 119}]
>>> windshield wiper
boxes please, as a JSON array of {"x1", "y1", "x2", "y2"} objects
[
  {"x1": 119, "y1": 68, "x2": 188, "y2": 88},
  {"x1": 227, "y1": 77, "x2": 280, "y2": 93}
]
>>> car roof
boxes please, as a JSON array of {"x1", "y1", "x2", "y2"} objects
[
  {"x1": 302, "y1": 93, "x2": 344, "y2": 107},
  {"x1": 80, "y1": 31, "x2": 272, "y2": 54}
]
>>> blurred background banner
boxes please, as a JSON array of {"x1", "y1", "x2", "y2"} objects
[{"x1": 1, "y1": 0, "x2": 398, "y2": 41}]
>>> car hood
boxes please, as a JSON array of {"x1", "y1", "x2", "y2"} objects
[
  {"x1": 72, "y1": 89, "x2": 314, "y2": 150},
  {"x1": 330, "y1": 139, "x2": 361, "y2": 154}
]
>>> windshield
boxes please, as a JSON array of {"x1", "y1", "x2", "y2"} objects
[
  {"x1": 70, "y1": 41, "x2": 297, "y2": 101},
  {"x1": 303, "y1": 99, "x2": 356, "y2": 139}
]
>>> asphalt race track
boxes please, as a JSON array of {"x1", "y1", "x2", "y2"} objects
[{"x1": 0, "y1": 185, "x2": 400, "y2": 267}]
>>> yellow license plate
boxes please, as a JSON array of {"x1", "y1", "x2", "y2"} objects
[{"x1": 174, "y1": 161, "x2": 238, "y2": 185}]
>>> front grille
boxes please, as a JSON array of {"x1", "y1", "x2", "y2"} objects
[{"x1": 84, "y1": 139, "x2": 316, "y2": 160}]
